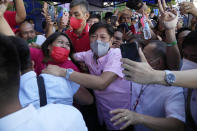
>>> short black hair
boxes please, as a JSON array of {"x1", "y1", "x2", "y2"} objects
[
  {"x1": 176, "y1": 27, "x2": 191, "y2": 40},
  {"x1": 41, "y1": 32, "x2": 75, "y2": 62},
  {"x1": 104, "y1": 12, "x2": 113, "y2": 20},
  {"x1": 88, "y1": 14, "x2": 101, "y2": 21},
  {"x1": 126, "y1": 0, "x2": 143, "y2": 10},
  {"x1": 70, "y1": 0, "x2": 89, "y2": 12},
  {"x1": 182, "y1": 31, "x2": 197, "y2": 49},
  {"x1": 148, "y1": 40, "x2": 167, "y2": 60},
  {"x1": 10, "y1": 36, "x2": 32, "y2": 72},
  {"x1": 147, "y1": 40, "x2": 167, "y2": 69},
  {"x1": 0, "y1": 34, "x2": 20, "y2": 92},
  {"x1": 89, "y1": 22, "x2": 114, "y2": 38}
]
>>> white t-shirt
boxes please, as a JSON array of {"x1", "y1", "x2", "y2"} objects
[
  {"x1": 0, "y1": 104, "x2": 87, "y2": 131},
  {"x1": 35, "y1": 35, "x2": 46, "y2": 46},
  {"x1": 19, "y1": 71, "x2": 80, "y2": 108}
]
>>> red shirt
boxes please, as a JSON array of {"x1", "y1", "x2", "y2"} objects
[
  {"x1": 30, "y1": 48, "x2": 79, "y2": 75},
  {"x1": 66, "y1": 24, "x2": 90, "y2": 53},
  {"x1": 4, "y1": 11, "x2": 17, "y2": 32}
]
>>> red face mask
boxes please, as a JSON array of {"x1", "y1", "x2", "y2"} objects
[
  {"x1": 70, "y1": 17, "x2": 83, "y2": 30},
  {"x1": 50, "y1": 46, "x2": 70, "y2": 63}
]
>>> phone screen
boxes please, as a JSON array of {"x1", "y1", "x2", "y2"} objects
[{"x1": 120, "y1": 42, "x2": 140, "y2": 62}]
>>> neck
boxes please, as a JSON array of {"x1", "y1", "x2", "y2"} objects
[
  {"x1": 21, "y1": 67, "x2": 33, "y2": 75},
  {"x1": 73, "y1": 23, "x2": 86, "y2": 36},
  {"x1": 0, "y1": 97, "x2": 22, "y2": 118}
]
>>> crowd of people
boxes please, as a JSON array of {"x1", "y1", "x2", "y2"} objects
[{"x1": 0, "y1": 0, "x2": 197, "y2": 131}]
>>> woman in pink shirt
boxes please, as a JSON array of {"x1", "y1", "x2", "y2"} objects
[
  {"x1": 42, "y1": 23, "x2": 132, "y2": 131},
  {"x1": 30, "y1": 32, "x2": 79, "y2": 75}
]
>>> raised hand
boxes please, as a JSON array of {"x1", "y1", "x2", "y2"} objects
[{"x1": 0, "y1": 0, "x2": 10, "y2": 16}]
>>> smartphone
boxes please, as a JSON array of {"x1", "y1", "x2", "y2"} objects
[
  {"x1": 118, "y1": 23, "x2": 130, "y2": 33},
  {"x1": 120, "y1": 42, "x2": 140, "y2": 62},
  {"x1": 48, "y1": 5, "x2": 55, "y2": 22}
]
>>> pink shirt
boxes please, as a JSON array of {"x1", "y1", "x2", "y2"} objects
[
  {"x1": 75, "y1": 48, "x2": 131, "y2": 130},
  {"x1": 30, "y1": 48, "x2": 79, "y2": 75}
]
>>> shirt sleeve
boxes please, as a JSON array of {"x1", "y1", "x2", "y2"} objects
[
  {"x1": 69, "y1": 81, "x2": 80, "y2": 95},
  {"x1": 103, "y1": 49, "x2": 124, "y2": 78},
  {"x1": 165, "y1": 87, "x2": 185, "y2": 122},
  {"x1": 74, "y1": 51, "x2": 87, "y2": 62}
]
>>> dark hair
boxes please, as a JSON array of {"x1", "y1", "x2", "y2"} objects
[
  {"x1": 127, "y1": 34, "x2": 145, "y2": 48},
  {"x1": 104, "y1": 12, "x2": 113, "y2": 20},
  {"x1": 148, "y1": 40, "x2": 167, "y2": 62},
  {"x1": 176, "y1": 27, "x2": 191, "y2": 40},
  {"x1": 126, "y1": 0, "x2": 143, "y2": 10},
  {"x1": 70, "y1": 0, "x2": 89, "y2": 12},
  {"x1": 41, "y1": 32, "x2": 75, "y2": 61},
  {"x1": 182, "y1": 31, "x2": 197, "y2": 49},
  {"x1": 0, "y1": 34, "x2": 20, "y2": 91},
  {"x1": 88, "y1": 14, "x2": 101, "y2": 21},
  {"x1": 89, "y1": 22, "x2": 114, "y2": 38},
  {"x1": 9, "y1": 36, "x2": 32, "y2": 72}
]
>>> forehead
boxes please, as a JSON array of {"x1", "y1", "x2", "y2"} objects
[
  {"x1": 92, "y1": 27, "x2": 109, "y2": 35},
  {"x1": 20, "y1": 23, "x2": 34, "y2": 31},
  {"x1": 56, "y1": 35, "x2": 69, "y2": 42},
  {"x1": 143, "y1": 44, "x2": 156, "y2": 57},
  {"x1": 114, "y1": 31, "x2": 123, "y2": 37}
]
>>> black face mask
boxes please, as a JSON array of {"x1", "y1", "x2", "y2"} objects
[{"x1": 126, "y1": 0, "x2": 144, "y2": 10}]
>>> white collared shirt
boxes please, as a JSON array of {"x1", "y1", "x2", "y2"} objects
[
  {"x1": 131, "y1": 83, "x2": 185, "y2": 131},
  {"x1": 0, "y1": 104, "x2": 87, "y2": 131},
  {"x1": 19, "y1": 71, "x2": 80, "y2": 108}
]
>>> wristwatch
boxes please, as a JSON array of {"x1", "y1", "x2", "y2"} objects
[
  {"x1": 65, "y1": 68, "x2": 74, "y2": 79},
  {"x1": 164, "y1": 70, "x2": 176, "y2": 86}
]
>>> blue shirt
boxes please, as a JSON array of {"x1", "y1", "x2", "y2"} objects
[{"x1": 19, "y1": 71, "x2": 80, "y2": 108}]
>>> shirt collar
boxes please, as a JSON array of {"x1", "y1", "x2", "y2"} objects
[
  {"x1": 69, "y1": 23, "x2": 89, "y2": 38},
  {"x1": 0, "y1": 105, "x2": 36, "y2": 131}
]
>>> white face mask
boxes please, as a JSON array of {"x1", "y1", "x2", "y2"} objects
[{"x1": 90, "y1": 40, "x2": 110, "y2": 57}]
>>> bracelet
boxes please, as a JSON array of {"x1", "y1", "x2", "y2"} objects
[{"x1": 167, "y1": 41, "x2": 177, "y2": 47}]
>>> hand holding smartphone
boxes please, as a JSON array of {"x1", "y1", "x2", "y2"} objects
[{"x1": 120, "y1": 42, "x2": 140, "y2": 62}]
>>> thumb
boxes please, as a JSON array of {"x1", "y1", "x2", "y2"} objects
[{"x1": 139, "y1": 48, "x2": 147, "y2": 63}]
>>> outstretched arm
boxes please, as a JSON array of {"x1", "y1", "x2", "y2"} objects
[
  {"x1": 15, "y1": 0, "x2": 26, "y2": 24},
  {"x1": 0, "y1": 0, "x2": 14, "y2": 36},
  {"x1": 121, "y1": 48, "x2": 197, "y2": 89}
]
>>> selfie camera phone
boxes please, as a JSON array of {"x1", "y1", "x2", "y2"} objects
[
  {"x1": 120, "y1": 42, "x2": 140, "y2": 62},
  {"x1": 48, "y1": 5, "x2": 55, "y2": 22}
]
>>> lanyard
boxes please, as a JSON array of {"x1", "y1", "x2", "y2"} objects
[{"x1": 133, "y1": 84, "x2": 149, "y2": 111}]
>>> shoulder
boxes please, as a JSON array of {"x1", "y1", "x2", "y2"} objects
[{"x1": 108, "y1": 48, "x2": 121, "y2": 57}]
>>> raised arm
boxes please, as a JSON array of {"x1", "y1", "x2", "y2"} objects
[
  {"x1": 0, "y1": 0, "x2": 14, "y2": 35},
  {"x1": 15, "y1": 0, "x2": 26, "y2": 24},
  {"x1": 158, "y1": 0, "x2": 181, "y2": 70}
]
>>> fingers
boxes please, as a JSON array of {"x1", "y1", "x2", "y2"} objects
[
  {"x1": 121, "y1": 58, "x2": 137, "y2": 66},
  {"x1": 162, "y1": 0, "x2": 167, "y2": 11},
  {"x1": 138, "y1": 48, "x2": 147, "y2": 63},
  {"x1": 158, "y1": 0, "x2": 165, "y2": 15},
  {"x1": 110, "y1": 109, "x2": 126, "y2": 115},
  {"x1": 120, "y1": 121, "x2": 131, "y2": 130}
]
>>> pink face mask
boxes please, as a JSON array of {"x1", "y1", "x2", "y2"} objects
[
  {"x1": 69, "y1": 17, "x2": 83, "y2": 30},
  {"x1": 50, "y1": 46, "x2": 70, "y2": 63}
]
